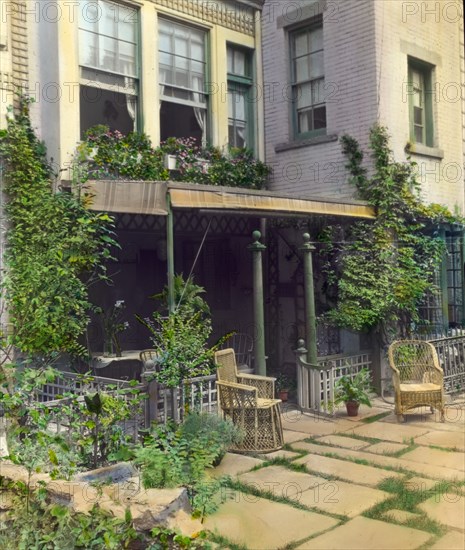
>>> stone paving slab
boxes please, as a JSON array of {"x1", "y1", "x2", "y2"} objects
[
  {"x1": 290, "y1": 441, "x2": 464, "y2": 481},
  {"x1": 294, "y1": 453, "x2": 404, "y2": 486},
  {"x1": 203, "y1": 491, "x2": 339, "y2": 550},
  {"x1": 238, "y1": 465, "x2": 328, "y2": 500},
  {"x1": 419, "y1": 494, "x2": 465, "y2": 531},
  {"x1": 283, "y1": 430, "x2": 308, "y2": 444},
  {"x1": 429, "y1": 531, "x2": 465, "y2": 549},
  {"x1": 349, "y1": 421, "x2": 431, "y2": 444},
  {"x1": 380, "y1": 411, "x2": 465, "y2": 432},
  {"x1": 401, "y1": 447, "x2": 465, "y2": 472},
  {"x1": 298, "y1": 479, "x2": 390, "y2": 518},
  {"x1": 316, "y1": 435, "x2": 371, "y2": 450},
  {"x1": 414, "y1": 430, "x2": 465, "y2": 451},
  {"x1": 295, "y1": 516, "x2": 432, "y2": 549},
  {"x1": 365, "y1": 441, "x2": 409, "y2": 455},
  {"x1": 382, "y1": 509, "x2": 421, "y2": 523},
  {"x1": 333, "y1": 405, "x2": 390, "y2": 422},
  {"x1": 281, "y1": 411, "x2": 354, "y2": 435},
  {"x1": 263, "y1": 449, "x2": 301, "y2": 460},
  {"x1": 209, "y1": 453, "x2": 263, "y2": 478}
]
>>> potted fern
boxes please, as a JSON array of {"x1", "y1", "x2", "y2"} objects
[{"x1": 333, "y1": 368, "x2": 373, "y2": 416}]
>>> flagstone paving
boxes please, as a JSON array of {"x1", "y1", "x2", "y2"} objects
[
  {"x1": 202, "y1": 491, "x2": 339, "y2": 550},
  {"x1": 315, "y1": 434, "x2": 371, "y2": 450},
  {"x1": 430, "y1": 531, "x2": 465, "y2": 549},
  {"x1": 419, "y1": 494, "x2": 465, "y2": 531},
  {"x1": 294, "y1": 516, "x2": 432, "y2": 549},
  {"x1": 401, "y1": 446, "x2": 465, "y2": 471},
  {"x1": 206, "y1": 405, "x2": 465, "y2": 549},
  {"x1": 293, "y1": 453, "x2": 404, "y2": 486}
]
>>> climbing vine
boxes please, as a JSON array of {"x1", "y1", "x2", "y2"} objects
[
  {"x1": 0, "y1": 99, "x2": 117, "y2": 358},
  {"x1": 321, "y1": 125, "x2": 462, "y2": 341}
]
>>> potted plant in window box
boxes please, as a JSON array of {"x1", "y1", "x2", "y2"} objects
[{"x1": 333, "y1": 367, "x2": 373, "y2": 416}]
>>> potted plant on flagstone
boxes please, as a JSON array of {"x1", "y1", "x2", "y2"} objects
[
  {"x1": 275, "y1": 373, "x2": 296, "y2": 402},
  {"x1": 333, "y1": 367, "x2": 373, "y2": 416}
]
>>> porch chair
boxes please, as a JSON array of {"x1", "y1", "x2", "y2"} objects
[
  {"x1": 214, "y1": 348, "x2": 284, "y2": 452},
  {"x1": 221, "y1": 333, "x2": 254, "y2": 372},
  {"x1": 388, "y1": 340, "x2": 445, "y2": 422}
]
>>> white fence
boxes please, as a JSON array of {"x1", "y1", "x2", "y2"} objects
[{"x1": 296, "y1": 346, "x2": 372, "y2": 414}]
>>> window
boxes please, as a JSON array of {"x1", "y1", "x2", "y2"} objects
[
  {"x1": 290, "y1": 24, "x2": 325, "y2": 138},
  {"x1": 227, "y1": 45, "x2": 253, "y2": 149},
  {"x1": 78, "y1": 0, "x2": 139, "y2": 136},
  {"x1": 407, "y1": 60, "x2": 434, "y2": 146},
  {"x1": 158, "y1": 19, "x2": 207, "y2": 145}
]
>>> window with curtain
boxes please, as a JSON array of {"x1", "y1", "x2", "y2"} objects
[
  {"x1": 158, "y1": 18, "x2": 207, "y2": 146},
  {"x1": 290, "y1": 24, "x2": 326, "y2": 138},
  {"x1": 79, "y1": 0, "x2": 139, "y2": 136},
  {"x1": 227, "y1": 45, "x2": 254, "y2": 149}
]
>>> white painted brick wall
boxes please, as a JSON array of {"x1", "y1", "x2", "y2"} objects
[{"x1": 262, "y1": 0, "x2": 465, "y2": 212}]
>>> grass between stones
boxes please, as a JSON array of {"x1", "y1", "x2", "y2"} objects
[
  {"x1": 363, "y1": 477, "x2": 449, "y2": 536},
  {"x1": 332, "y1": 433, "x2": 382, "y2": 445},
  {"x1": 223, "y1": 478, "x2": 349, "y2": 522},
  {"x1": 206, "y1": 532, "x2": 248, "y2": 550},
  {"x1": 360, "y1": 411, "x2": 392, "y2": 424}
]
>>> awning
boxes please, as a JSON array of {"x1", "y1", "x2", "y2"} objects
[
  {"x1": 168, "y1": 184, "x2": 375, "y2": 219},
  {"x1": 86, "y1": 181, "x2": 168, "y2": 215}
]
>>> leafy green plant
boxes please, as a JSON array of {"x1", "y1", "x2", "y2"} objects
[
  {"x1": 333, "y1": 368, "x2": 373, "y2": 407},
  {"x1": 320, "y1": 125, "x2": 463, "y2": 342},
  {"x1": 75, "y1": 128, "x2": 271, "y2": 189},
  {"x1": 0, "y1": 98, "x2": 117, "y2": 361},
  {"x1": 134, "y1": 413, "x2": 242, "y2": 518},
  {"x1": 98, "y1": 300, "x2": 130, "y2": 357}
]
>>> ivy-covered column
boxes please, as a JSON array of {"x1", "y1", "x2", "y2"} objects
[
  {"x1": 166, "y1": 193, "x2": 175, "y2": 315},
  {"x1": 248, "y1": 230, "x2": 267, "y2": 376},
  {"x1": 300, "y1": 233, "x2": 318, "y2": 365},
  {"x1": 439, "y1": 227, "x2": 449, "y2": 331}
]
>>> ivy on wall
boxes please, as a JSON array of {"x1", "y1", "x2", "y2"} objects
[
  {"x1": 0, "y1": 100, "x2": 117, "y2": 358},
  {"x1": 321, "y1": 125, "x2": 462, "y2": 341}
]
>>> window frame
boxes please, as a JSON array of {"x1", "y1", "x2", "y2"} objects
[
  {"x1": 407, "y1": 58, "x2": 434, "y2": 148},
  {"x1": 289, "y1": 21, "x2": 326, "y2": 140},
  {"x1": 78, "y1": 0, "x2": 141, "y2": 134},
  {"x1": 227, "y1": 44, "x2": 255, "y2": 150},
  {"x1": 158, "y1": 16, "x2": 210, "y2": 145}
]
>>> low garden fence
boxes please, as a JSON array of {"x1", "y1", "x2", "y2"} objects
[
  {"x1": 295, "y1": 345, "x2": 372, "y2": 414},
  {"x1": 428, "y1": 335, "x2": 465, "y2": 394}
]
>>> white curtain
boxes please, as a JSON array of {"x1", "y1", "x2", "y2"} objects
[
  {"x1": 124, "y1": 77, "x2": 137, "y2": 125},
  {"x1": 192, "y1": 75, "x2": 206, "y2": 146}
]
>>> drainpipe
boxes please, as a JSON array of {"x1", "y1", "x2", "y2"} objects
[
  {"x1": 248, "y1": 230, "x2": 266, "y2": 376},
  {"x1": 166, "y1": 193, "x2": 175, "y2": 314},
  {"x1": 300, "y1": 233, "x2": 318, "y2": 365}
]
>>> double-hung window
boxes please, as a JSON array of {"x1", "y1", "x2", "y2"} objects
[
  {"x1": 290, "y1": 24, "x2": 326, "y2": 138},
  {"x1": 158, "y1": 19, "x2": 208, "y2": 146},
  {"x1": 78, "y1": 0, "x2": 139, "y2": 136},
  {"x1": 408, "y1": 59, "x2": 434, "y2": 147},
  {"x1": 227, "y1": 45, "x2": 253, "y2": 149}
]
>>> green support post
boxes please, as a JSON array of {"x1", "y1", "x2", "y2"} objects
[
  {"x1": 461, "y1": 229, "x2": 465, "y2": 328},
  {"x1": 248, "y1": 230, "x2": 267, "y2": 376},
  {"x1": 166, "y1": 193, "x2": 175, "y2": 314},
  {"x1": 300, "y1": 233, "x2": 318, "y2": 365},
  {"x1": 439, "y1": 227, "x2": 449, "y2": 332}
]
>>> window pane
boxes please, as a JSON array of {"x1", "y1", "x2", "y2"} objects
[
  {"x1": 312, "y1": 78, "x2": 325, "y2": 104},
  {"x1": 298, "y1": 111, "x2": 310, "y2": 133},
  {"x1": 294, "y1": 32, "x2": 308, "y2": 57},
  {"x1": 308, "y1": 27, "x2": 323, "y2": 52},
  {"x1": 313, "y1": 106, "x2": 326, "y2": 129},
  {"x1": 227, "y1": 48, "x2": 233, "y2": 73},
  {"x1": 119, "y1": 41, "x2": 137, "y2": 76},
  {"x1": 414, "y1": 106, "x2": 423, "y2": 125},
  {"x1": 79, "y1": 29, "x2": 98, "y2": 67},
  {"x1": 100, "y1": 36, "x2": 117, "y2": 72},
  {"x1": 295, "y1": 57, "x2": 309, "y2": 82},
  {"x1": 297, "y1": 83, "x2": 312, "y2": 109},
  {"x1": 191, "y1": 41, "x2": 204, "y2": 63},
  {"x1": 309, "y1": 51, "x2": 324, "y2": 79},
  {"x1": 234, "y1": 50, "x2": 246, "y2": 75},
  {"x1": 414, "y1": 125, "x2": 423, "y2": 143}
]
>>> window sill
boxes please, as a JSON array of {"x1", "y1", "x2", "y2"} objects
[
  {"x1": 407, "y1": 143, "x2": 444, "y2": 160},
  {"x1": 275, "y1": 134, "x2": 338, "y2": 153}
]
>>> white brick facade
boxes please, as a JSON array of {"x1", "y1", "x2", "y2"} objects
[{"x1": 262, "y1": 0, "x2": 465, "y2": 212}]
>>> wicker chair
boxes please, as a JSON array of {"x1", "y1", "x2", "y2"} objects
[
  {"x1": 388, "y1": 340, "x2": 445, "y2": 422},
  {"x1": 221, "y1": 333, "x2": 254, "y2": 371},
  {"x1": 214, "y1": 348, "x2": 283, "y2": 452}
]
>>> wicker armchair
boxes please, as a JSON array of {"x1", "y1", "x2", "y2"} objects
[
  {"x1": 214, "y1": 349, "x2": 283, "y2": 452},
  {"x1": 388, "y1": 340, "x2": 445, "y2": 422}
]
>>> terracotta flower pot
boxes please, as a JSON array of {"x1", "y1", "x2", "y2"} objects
[
  {"x1": 345, "y1": 401, "x2": 360, "y2": 416},
  {"x1": 278, "y1": 390, "x2": 289, "y2": 402}
]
